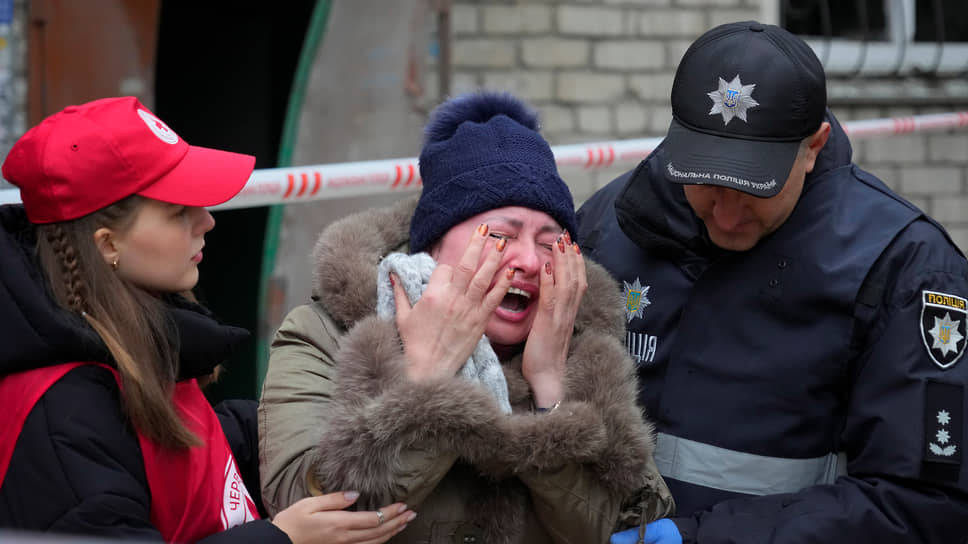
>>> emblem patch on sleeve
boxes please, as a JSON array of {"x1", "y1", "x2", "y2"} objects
[
  {"x1": 920, "y1": 290, "x2": 967, "y2": 369},
  {"x1": 922, "y1": 380, "x2": 962, "y2": 481}
]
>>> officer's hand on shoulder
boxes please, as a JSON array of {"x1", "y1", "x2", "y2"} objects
[{"x1": 610, "y1": 519, "x2": 682, "y2": 544}]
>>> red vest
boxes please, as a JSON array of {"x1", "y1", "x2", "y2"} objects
[{"x1": 0, "y1": 363, "x2": 260, "y2": 543}]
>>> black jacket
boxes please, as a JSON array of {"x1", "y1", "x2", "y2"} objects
[
  {"x1": 0, "y1": 204, "x2": 288, "y2": 544},
  {"x1": 577, "y1": 112, "x2": 968, "y2": 543}
]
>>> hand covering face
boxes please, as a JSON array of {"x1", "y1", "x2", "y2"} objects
[{"x1": 376, "y1": 251, "x2": 512, "y2": 413}]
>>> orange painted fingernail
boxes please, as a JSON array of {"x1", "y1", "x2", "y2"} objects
[
  {"x1": 545, "y1": 262, "x2": 552, "y2": 275},
  {"x1": 573, "y1": 243, "x2": 581, "y2": 255},
  {"x1": 506, "y1": 267, "x2": 515, "y2": 280},
  {"x1": 563, "y1": 230, "x2": 572, "y2": 245},
  {"x1": 496, "y1": 237, "x2": 507, "y2": 252},
  {"x1": 478, "y1": 224, "x2": 488, "y2": 236},
  {"x1": 557, "y1": 239, "x2": 565, "y2": 253}
]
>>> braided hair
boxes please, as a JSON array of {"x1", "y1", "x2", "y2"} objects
[{"x1": 36, "y1": 195, "x2": 199, "y2": 449}]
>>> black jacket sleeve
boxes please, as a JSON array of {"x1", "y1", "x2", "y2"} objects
[
  {"x1": 0, "y1": 366, "x2": 289, "y2": 544},
  {"x1": 0, "y1": 365, "x2": 159, "y2": 539}
]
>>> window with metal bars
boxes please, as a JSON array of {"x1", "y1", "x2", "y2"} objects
[{"x1": 780, "y1": 0, "x2": 968, "y2": 77}]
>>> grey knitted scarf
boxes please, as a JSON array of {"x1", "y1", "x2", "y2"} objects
[{"x1": 376, "y1": 252, "x2": 512, "y2": 414}]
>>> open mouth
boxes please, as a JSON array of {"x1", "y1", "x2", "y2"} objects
[{"x1": 499, "y1": 287, "x2": 532, "y2": 313}]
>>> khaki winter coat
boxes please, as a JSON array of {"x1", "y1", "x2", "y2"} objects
[{"x1": 258, "y1": 197, "x2": 673, "y2": 543}]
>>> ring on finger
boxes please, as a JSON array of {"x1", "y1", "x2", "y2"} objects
[{"x1": 376, "y1": 510, "x2": 386, "y2": 525}]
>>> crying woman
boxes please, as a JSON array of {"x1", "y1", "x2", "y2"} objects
[{"x1": 257, "y1": 91, "x2": 674, "y2": 544}]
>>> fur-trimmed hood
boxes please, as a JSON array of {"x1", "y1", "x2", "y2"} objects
[{"x1": 289, "y1": 197, "x2": 672, "y2": 543}]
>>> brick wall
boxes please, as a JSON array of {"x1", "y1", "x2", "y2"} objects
[
  {"x1": 844, "y1": 105, "x2": 968, "y2": 248},
  {"x1": 447, "y1": 0, "x2": 968, "y2": 250}
]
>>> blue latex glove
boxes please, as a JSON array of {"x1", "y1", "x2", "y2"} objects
[{"x1": 610, "y1": 519, "x2": 683, "y2": 544}]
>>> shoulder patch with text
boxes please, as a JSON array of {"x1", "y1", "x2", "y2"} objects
[{"x1": 921, "y1": 290, "x2": 967, "y2": 369}]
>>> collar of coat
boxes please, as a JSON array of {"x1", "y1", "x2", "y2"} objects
[{"x1": 310, "y1": 195, "x2": 626, "y2": 343}]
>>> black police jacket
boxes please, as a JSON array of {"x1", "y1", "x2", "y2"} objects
[{"x1": 577, "y1": 112, "x2": 968, "y2": 543}]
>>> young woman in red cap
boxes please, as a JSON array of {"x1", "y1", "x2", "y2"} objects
[{"x1": 0, "y1": 97, "x2": 413, "y2": 543}]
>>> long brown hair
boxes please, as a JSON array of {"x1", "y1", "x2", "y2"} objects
[{"x1": 35, "y1": 195, "x2": 200, "y2": 449}]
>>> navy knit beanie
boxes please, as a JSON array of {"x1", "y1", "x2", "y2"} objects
[{"x1": 409, "y1": 91, "x2": 577, "y2": 254}]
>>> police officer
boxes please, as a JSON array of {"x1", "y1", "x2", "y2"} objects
[{"x1": 579, "y1": 21, "x2": 968, "y2": 544}]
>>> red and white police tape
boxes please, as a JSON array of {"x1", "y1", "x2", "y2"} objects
[{"x1": 2, "y1": 111, "x2": 967, "y2": 210}]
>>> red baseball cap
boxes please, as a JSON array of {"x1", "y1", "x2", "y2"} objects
[{"x1": 1, "y1": 96, "x2": 256, "y2": 223}]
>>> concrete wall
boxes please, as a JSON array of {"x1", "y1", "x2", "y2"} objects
[
  {"x1": 444, "y1": 0, "x2": 968, "y2": 248},
  {"x1": 271, "y1": 0, "x2": 429, "y2": 319}
]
